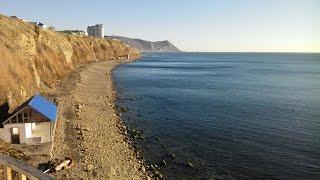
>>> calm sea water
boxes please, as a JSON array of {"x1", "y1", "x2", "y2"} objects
[{"x1": 113, "y1": 53, "x2": 320, "y2": 180}]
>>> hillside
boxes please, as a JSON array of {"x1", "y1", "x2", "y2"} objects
[
  {"x1": 107, "y1": 36, "x2": 181, "y2": 52},
  {"x1": 0, "y1": 14, "x2": 140, "y2": 112}
]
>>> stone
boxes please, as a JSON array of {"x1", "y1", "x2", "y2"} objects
[
  {"x1": 81, "y1": 148, "x2": 88, "y2": 152},
  {"x1": 161, "y1": 160, "x2": 167, "y2": 166},
  {"x1": 169, "y1": 153, "x2": 176, "y2": 158},
  {"x1": 154, "y1": 171, "x2": 163, "y2": 179},
  {"x1": 140, "y1": 166, "x2": 146, "y2": 173},
  {"x1": 81, "y1": 126, "x2": 89, "y2": 131},
  {"x1": 186, "y1": 162, "x2": 194, "y2": 168},
  {"x1": 87, "y1": 164, "x2": 94, "y2": 171}
]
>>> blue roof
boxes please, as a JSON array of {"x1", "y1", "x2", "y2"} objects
[{"x1": 28, "y1": 94, "x2": 58, "y2": 122}]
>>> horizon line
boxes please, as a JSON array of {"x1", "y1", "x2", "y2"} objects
[{"x1": 145, "y1": 51, "x2": 320, "y2": 54}]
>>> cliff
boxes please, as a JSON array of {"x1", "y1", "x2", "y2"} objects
[
  {"x1": 0, "y1": 14, "x2": 140, "y2": 111},
  {"x1": 107, "y1": 36, "x2": 181, "y2": 52}
]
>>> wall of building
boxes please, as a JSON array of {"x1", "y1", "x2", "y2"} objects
[
  {"x1": 24, "y1": 122, "x2": 53, "y2": 144},
  {"x1": 32, "y1": 122, "x2": 52, "y2": 143},
  {"x1": 0, "y1": 122, "x2": 53, "y2": 145},
  {"x1": 0, "y1": 128, "x2": 4, "y2": 141},
  {"x1": 87, "y1": 24, "x2": 104, "y2": 38},
  {"x1": 1, "y1": 123, "x2": 27, "y2": 144}
]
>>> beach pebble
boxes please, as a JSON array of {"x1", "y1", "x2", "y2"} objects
[
  {"x1": 86, "y1": 164, "x2": 94, "y2": 171},
  {"x1": 154, "y1": 171, "x2": 163, "y2": 179},
  {"x1": 140, "y1": 166, "x2": 146, "y2": 173}
]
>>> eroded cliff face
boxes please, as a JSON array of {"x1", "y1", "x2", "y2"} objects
[{"x1": 0, "y1": 14, "x2": 140, "y2": 111}]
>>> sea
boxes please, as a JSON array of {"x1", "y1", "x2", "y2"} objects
[{"x1": 113, "y1": 52, "x2": 320, "y2": 180}]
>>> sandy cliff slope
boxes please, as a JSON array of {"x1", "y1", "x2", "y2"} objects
[{"x1": 0, "y1": 14, "x2": 140, "y2": 111}]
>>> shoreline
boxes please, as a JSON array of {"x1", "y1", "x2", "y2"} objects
[{"x1": 45, "y1": 58, "x2": 148, "y2": 179}]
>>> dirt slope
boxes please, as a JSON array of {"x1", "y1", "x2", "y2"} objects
[{"x1": 0, "y1": 14, "x2": 140, "y2": 111}]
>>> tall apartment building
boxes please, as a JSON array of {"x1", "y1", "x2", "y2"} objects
[{"x1": 87, "y1": 24, "x2": 104, "y2": 38}]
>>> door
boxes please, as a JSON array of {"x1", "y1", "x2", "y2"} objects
[{"x1": 11, "y1": 127, "x2": 20, "y2": 144}]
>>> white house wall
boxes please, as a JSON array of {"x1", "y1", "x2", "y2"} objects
[
  {"x1": 29, "y1": 122, "x2": 52, "y2": 143},
  {"x1": 0, "y1": 128, "x2": 4, "y2": 141},
  {"x1": 0, "y1": 122, "x2": 54, "y2": 145},
  {"x1": 2, "y1": 123, "x2": 27, "y2": 144},
  {"x1": 25, "y1": 123, "x2": 32, "y2": 138}
]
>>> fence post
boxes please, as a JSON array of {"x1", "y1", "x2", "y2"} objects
[
  {"x1": 21, "y1": 174, "x2": 27, "y2": 180},
  {"x1": 0, "y1": 154, "x2": 54, "y2": 180},
  {"x1": 6, "y1": 166, "x2": 12, "y2": 180}
]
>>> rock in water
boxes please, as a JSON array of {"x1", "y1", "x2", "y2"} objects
[
  {"x1": 169, "y1": 153, "x2": 176, "y2": 159},
  {"x1": 186, "y1": 162, "x2": 194, "y2": 168},
  {"x1": 139, "y1": 166, "x2": 146, "y2": 173},
  {"x1": 161, "y1": 160, "x2": 167, "y2": 166},
  {"x1": 154, "y1": 170, "x2": 163, "y2": 179}
]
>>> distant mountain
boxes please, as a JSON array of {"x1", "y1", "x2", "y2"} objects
[{"x1": 107, "y1": 36, "x2": 181, "y2": 52}]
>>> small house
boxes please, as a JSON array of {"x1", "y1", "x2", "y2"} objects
[
  {"x1": 0, "y1": 94, "x2": 58, "y2": 145},
  {"x1": 118, "y1": 54, "x2": 130, "y2": 60},
  {"x1": 10, "y1": 16, "x2": 26, "y2": 21},
  {"x1": 37, "y1": 23, "x2": 48, "y2": 29},
  {"x1": 29, "y1": 22, "x2": 48, "y2": 29}
]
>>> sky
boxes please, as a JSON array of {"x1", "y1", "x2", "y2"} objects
[{"x1": 0, "y1": 0, "x2": 319, "y2": 52}]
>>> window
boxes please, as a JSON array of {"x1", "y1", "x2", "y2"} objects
[
  {"x1": 12, "y1": 128, "x2": 19, "y2": 135},
  {"x1": 18, "y1": 113, "x2": 23, "y2": 122},
  {"x1": 23, "y1": 111, "x2": 28, "y2": 121},
  {"x1": 31, "y1": 123, "x2": 36, "y2": 131}
]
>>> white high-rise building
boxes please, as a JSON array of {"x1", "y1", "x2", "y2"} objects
[{"x1": 87, "y1": 24, "x2": 104, "y2": 38}]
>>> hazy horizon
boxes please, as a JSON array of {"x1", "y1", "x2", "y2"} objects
[{"x1": 1, "y1": 0, "x2": 319, "y2": 52}]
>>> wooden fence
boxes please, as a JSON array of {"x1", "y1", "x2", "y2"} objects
[{"x1": 0, "y1": 154, "x2": 53, "y2": 180}]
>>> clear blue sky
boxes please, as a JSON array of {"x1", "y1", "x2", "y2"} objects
[{"x1": 1, "y1": 0, "x2": 319, "y2": 52}]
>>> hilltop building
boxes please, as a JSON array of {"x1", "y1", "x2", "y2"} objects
[
  {"x1": 0, "y1": 94, "x2": 58, "y2": 145},
  {"x1": 60, "y1": 30, "x2": 87, "y2": 36},
  {"x1": 87, "y1": 24, "x2": 104, "y2": 38},
  {"x1": 29, "y1": 22, "x2": 48, "y2": 29},
  {"x1": 72, "y1": 30, "x2": 87, "y2": 36},
  {"x1": 10, "y1": 16, "x2": 26, "y2": 22}
]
